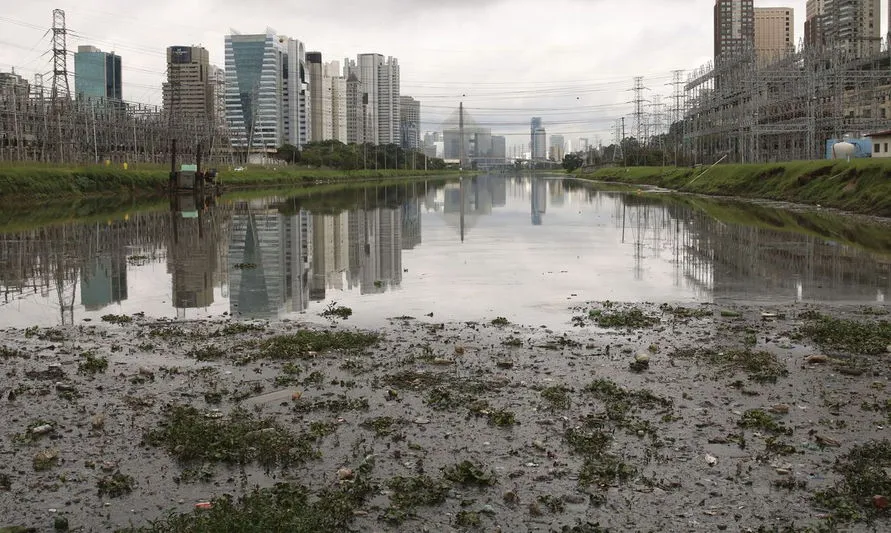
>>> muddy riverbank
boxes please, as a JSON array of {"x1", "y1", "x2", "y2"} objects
[{"x1": 0, "y1": 302, "x2": 889, "y2": 532}]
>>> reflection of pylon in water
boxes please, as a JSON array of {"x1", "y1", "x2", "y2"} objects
[
  {"x1": 54, "y1": 260, "x2": 77, "y2": 325},
  {"x1": 619, "y1": 203, "x2": 659, "y2": 282}
]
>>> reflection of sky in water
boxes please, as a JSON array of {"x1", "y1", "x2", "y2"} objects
[{"x1": 1, "y1": 175, "x2": 889, "y2": 329}]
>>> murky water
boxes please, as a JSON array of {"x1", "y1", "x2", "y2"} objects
[{"x1": 1, "y1": 174, "x2": 889, "y2": 329}]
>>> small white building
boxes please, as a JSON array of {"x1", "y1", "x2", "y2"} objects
[{"x1": 866, "y1": 130, "x2": 891, "y2": 158}]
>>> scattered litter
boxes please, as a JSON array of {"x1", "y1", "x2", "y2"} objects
[
  {"x1": 814, "y1": 434, "x2": 841, "y2": 448},
  {"x1": 768, "y1": 404, "x2": 790, "y2": 415},
  {"x1": 30, "y1": 424, "x2": 53, "y2": 436}
]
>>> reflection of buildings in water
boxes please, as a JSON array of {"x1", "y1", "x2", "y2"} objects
[
  {"x1": 402, "y1": 197, "x2": 422, "y2": 250},
  {"x1": 684, "y1": 214, "x2": 891, "y2": 303},
  {"x1": 81, "y1": 252, "x2": 128, "y2": 311},
  {"x1": 491, "y1": 176, "x2": 507, "y2": 207},
  {"x1": 548, "y1": 180, "x2": 566, "y2": 207},
  {"x1": 531, "y1": 177, "x2": 547, "y2": 226},
  {"x1": 227, "y1": 211, "x2": 312, "y2": 318},
  {"x1": 347, "y1": 207, "x2": 403, "y2": 294},
  {"x1": 0, "y1": 213, "x2": 173, "y2": 322},
  {"x1": 608, "y1": 193, "x2": 891, "y2": 303},
  {"x1": 310, "y1": 212, "x2": 351, "y2": 299},
  {"x1": 167, "y1": 211, "x2": 217, "y2": 309},
  {"x1": 442, "y1": 175, "x2": 504, "y2": 240}
]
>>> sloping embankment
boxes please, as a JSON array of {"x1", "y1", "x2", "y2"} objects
[{"x1": 579, "y1": 159, "x2": 891, "y2": 218}]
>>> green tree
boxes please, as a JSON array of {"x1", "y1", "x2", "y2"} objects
[
  {"x1": 274, "y1": 144, "x2": 301, "y2": 164},
  {"x1": 562, "y1": 153, "x2": 583, "y2": 172}
]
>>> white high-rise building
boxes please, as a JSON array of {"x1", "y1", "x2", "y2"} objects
[
  {"x1": 325, "y1": 61, "x2": 347, "y2": 143},
  {"x1": 224, "y1": 31, "x2": 308, "y2": 151},
  {"x1": 283, "y1": 37, "x2": 309, "y2": 148},
  {"x1": 344, "y1": 54, "x2": 400, "y2": 145}
]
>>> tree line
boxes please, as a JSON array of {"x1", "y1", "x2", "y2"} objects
[
  {"x1": 562, "y1": 121, "x2": 692, "y2": 171},
  {"x1": 274, "y1": 140, "x2": 447, "y2": 171}
]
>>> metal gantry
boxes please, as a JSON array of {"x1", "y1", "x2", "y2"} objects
[{"x1": 684, "y1": 40, "x2": 891, "y2": 164}]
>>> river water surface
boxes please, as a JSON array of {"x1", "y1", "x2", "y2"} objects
[{"x1": 1, "y1": 174, "x2": 889, "y2": 329}]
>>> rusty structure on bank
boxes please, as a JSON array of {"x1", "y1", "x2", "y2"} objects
[{"x1": 685, "y1": 39, "x2": 891, "y2": 163}]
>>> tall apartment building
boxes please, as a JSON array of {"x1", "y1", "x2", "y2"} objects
[
  {"x1": 307, "y1": 52, "x2": 324, "y2": 142},
  {"x1": 713, "y1": 0, "x2": 755, "y2": 62},
  {"x1": 399, "y1": 95, "x2": 420, "y2": 150},
  {"x1": 806, "y1": 0, "x2": 881, "y2": 57},
  {"x1": 805, "y1": 1, "x2": 827, "y2": 46},
  {"x1": 491, "y1": 136, "x2": 506, "y2": 161},
  {"x1": 325, "y1": 61, "x2": 347, "y2": 143},
  {"x1": 224, "y1": 31, "x2": 308, "y2": 151},
  {"x1": 531, "y1": 117, "x2": 546, "y2": 161},
  {"x1": 344, "y1": 54, "x2": 400, "y2": 145},
  {"x1": 754, "y1": 8, "x2": 794, "y2": 65},
  {"x1": 549, "y1": 134, "x2": 565, "y2": 162},
  {"x1": 163, "y1": 46, "x2": 217, "y2": 121},
  {"x1": 74, "y1": 45, "x2": 122, "y2": 101},
  {"x1": 345, "y1": 73, "x2": 367, "y2": 144}
]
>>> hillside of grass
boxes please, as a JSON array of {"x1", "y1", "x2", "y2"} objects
[
  {"x1": 579, "y1": 159, "x2": 891, "y2": 217},
  {"x1": 0, "y1": 163, "x2": 460, "y2": 199}
]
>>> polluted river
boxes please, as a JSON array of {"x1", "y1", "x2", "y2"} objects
[{"x1": 0, "y1": 174, "x2": 889, "y2": 532}]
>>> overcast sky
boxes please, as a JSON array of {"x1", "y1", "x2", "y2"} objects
[{"x1": 1, "y1": 0, "x2": 883, "y2": 151}]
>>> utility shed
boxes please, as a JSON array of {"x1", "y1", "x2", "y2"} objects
[{"x1": 865, "y1": 130, "x2": 891, "y2": 158}]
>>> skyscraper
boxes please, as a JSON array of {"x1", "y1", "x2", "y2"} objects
[
  {"x1": 399, "y1": 95, "x2": 420, "y2": 150},
  {"x1": 283, "y1": 37, "x2": 309, "y2": 149},
  {"x1": 345, "y1": 72, "x2": 367, "y2": 145},
  {"x1": 74, "y1": 45, "x2": 122, "y2": 101},
  {"x1": 754, "y1": 8, "x2": 794, "y2": 65},
  {"x1": 163, "y1": 46, "x2": 217, "y2": 121},
  {"x1": 224, "y1": 31, "x2": 308, "y2": 151},
  {"x1": 345, "y1": 54, "x2": 400, "y2": 145},
  {"x1": 713, "y1": 0, "x2": 755, "y2": 62},
  {"x1": 531, "y1": 117, "x2": 546, "y2": 161},
  {"x1": 491, "y1": 135, "x2": 506, "y2": 161},
  {"x1": 805, "y1": 0, "x2": 827, "y2": 47},
  {"x1": 549, "y1": 134, "x2": 565, "y2": 162},
  {"x1": 325, "y1": 61, "x2": 347, "y2": 143},
  {"x1": 806, "y1": 0, "x2": 881, "y2": 57},
  {"x1": 307, "y1": 51, "x2": 324, "y2": 142}
]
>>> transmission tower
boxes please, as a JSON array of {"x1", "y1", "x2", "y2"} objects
[
  {"x1": 612, "y1": 118, "x2": 624, "y2": 163},
  {"x1": 651, "y1": 95, "x2": 663, "y2": 139},
  {"x1": 51, "y1": 9, "x2": 70, "y2": 104},
  {"x1": 670, "y1": 70, "x2": 685, "y2": 126},
  {"x1": 33, "y1": 73, "x2": 44, "y2": 98},
  {"x1": 631, "y1": 76, "x2": 648, "y2": 145}
]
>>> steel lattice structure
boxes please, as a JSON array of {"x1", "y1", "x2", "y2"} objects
[{"x1": 684, "y1": 40, "x2": 891, "y2": 163}]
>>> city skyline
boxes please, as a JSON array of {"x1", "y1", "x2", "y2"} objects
[{"x1": 3, "y1": 1, "x2": 862, "y2": 144}]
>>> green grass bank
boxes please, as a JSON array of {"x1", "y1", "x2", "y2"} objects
[
  {"x1": 0, "y1": 163, "x2": 462, "y2": 199},
  {"x1": 577, "y1": 159, "x2": 891, "y2": 217}
]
